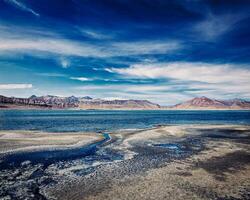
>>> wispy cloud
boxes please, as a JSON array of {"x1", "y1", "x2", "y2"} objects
[
  {"x1": 110, "y1": 40, "x2": 181, "y2": 55},
  {"x1": 0, "y1": 25, "x2": 181, "y2": 58},
  {"x1": 0, "y1": 84, "x2": 32, "y2": 89},
  {"x1": 0, "y1": 38, "x2": 180, "y2": 58},
  {"x1": 4, "y1": 0, "x2": 39, "y2": 17},
  {"x1": 78, "y1": 29, "x2": 112, "y2": 40},
  {"x1": 195, "y1": 13, "x2": 246, "y2": 40},
  {"x1": 35, "y1": 73, "x2": 67, "y2": 77},
  {"x1": 106, "y1": 62, "x2": 250, "y2": 84},
  {"x1": 105, "y1": 62, "x2": 250, "y2": 101},
  {"x1": 59, "y1": 58, "x2": 70, "y2": 68},
  {"x1": 76, "y1": 84, "x2": 170, "y2": 92},
  {"x1": 70, "y1": 77, "x2": 92, "y2": 81},
  {"x1": 0, "y1": 38, "x2": 105, "y2": 57}
]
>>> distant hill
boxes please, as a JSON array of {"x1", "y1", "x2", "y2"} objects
[
  {"x1": 0, "y1": 95, "x2": 160, "y2": 110},
  {"x1": 167, "y1": 96, "x2": 250, "y2": 110},
  {"x1": 78, "y1": 99, "x2": 160, "y2": 110},
  {"x1": 1, "y1": 95, "x2": 250, "y2": 110}
]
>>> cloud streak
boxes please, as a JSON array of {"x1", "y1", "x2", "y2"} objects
[
  {"x1": 70, "y1": 77, "x2": 92, "y2": 81},
  {"x1": 4, "y1": 0, "x2": 39, "y2": 17},
  {"x1": 0, "y1": 25, "x2": 181, "y2": 58},
  {"x1": 78, "y1": 29, "x2": 112, "y2": 40},
  {"x1": 107, "y1": 62, "x2": 250, "y2": 84},
  {"x1": 0, "y1": 38, "x2": 104, "y2": 57},
  {"x1": 110, "y1": 40, "x2": 181, "y2": 55},
  {"x1": 0, "y1": 38, "x2": 180, "y2": 58},
  {"x1": 0, "y1": 84, "x2": 32, "y2": 89},
  {"x1": 194, "y1": 13, "x2": 246, "y2": 40}
]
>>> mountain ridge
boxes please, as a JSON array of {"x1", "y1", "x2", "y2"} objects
[
  {"x1": 0, "y1": 95, "x2": 250, "y2": 110},
  {"x1": 0, "y1": 95, "x2": 160, "y2": 110},
  {"x1": 167, "y1": 96, "x2": 250, "y2": 110}
]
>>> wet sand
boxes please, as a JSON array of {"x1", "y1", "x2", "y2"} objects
[
  {"x1": 0, "y1": 131, "x2": 102, "y2": 154},
  {"x1": 1, "y1": 125, "x2": 250, "y2": 200}
]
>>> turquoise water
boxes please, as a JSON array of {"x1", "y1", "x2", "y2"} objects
[{"x1": 0, "y1": 110, "x2": 250, "y2": 132}]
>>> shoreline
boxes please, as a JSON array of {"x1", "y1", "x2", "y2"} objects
[
  {"x1": 1, "y1": 124, "x2": 249, "y2": 155},
  {"x1": 1, "y1": 104, "x2": 250, "y2": 111},
  {"x1": 0, "y1": 130, "x2": 103, "y2": 155}
]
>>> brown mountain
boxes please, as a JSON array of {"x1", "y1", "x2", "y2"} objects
[
  {"x1": 1, "y1": 95, "x2": 250, "y2": 110},
  {"x1": 78, "y1": 99, "x2": 160, "y2": 110},
  {"x1": 0, "y1": 95, "x2": 160, "y2": 110},
  {"x1": 168, "y1": 96, "x2": 250, "y2": 110}
]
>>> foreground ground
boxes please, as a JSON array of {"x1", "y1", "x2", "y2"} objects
[
  {"x1": 0, "y1": 125, "x2": 250, "y2": 200},
  {"x1": 84, "y1": 133, "x2": 250, "y2": 200}
]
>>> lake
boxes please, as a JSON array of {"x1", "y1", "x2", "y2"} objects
[{"x1": 0, "y1": 110, "x2": 250, "y2": 132}]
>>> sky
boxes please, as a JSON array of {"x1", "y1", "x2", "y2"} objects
[{"x1": 0, "y1": 0, "x2": 250, "y2": 105}]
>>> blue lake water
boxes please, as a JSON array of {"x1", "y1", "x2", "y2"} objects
[{"x1": 0, "y1": 110, "x2": 250, "y2": 132}]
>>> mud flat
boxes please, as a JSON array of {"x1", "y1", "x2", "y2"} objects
[
  {"x1": 0, "y1": 131, "x2": 103, "y2": 154},
  {"x1": 48, "y1": 125, "x2": 250, "y2": 200}
]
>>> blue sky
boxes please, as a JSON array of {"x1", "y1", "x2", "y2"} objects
[{"x1": 0, "y1": 0, "x2": 250, "y2": 105}]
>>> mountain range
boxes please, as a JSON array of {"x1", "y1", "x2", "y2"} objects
[
  {"x1": 0, "y1": 95, "x2": 160, "y2": 110},
  {"x1": 0, "y1": 95, "x2": 250, "y2": 110},
  {"x1": 167, "y1": 96, "x2": 250, "y2": 110}
]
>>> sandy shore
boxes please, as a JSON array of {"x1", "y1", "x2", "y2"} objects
[{"x1": 0, "y1": 131, "x2": 102, "y2": 154}]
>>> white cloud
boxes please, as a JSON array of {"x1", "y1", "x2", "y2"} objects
[
  {"x1": 107, "y1": 62, "x2": 250, "y2": 84},
  {"x1": 0, "y1": 38, "x2": 106, "y2": 57},
  {"x1": 110, "y1": 40, "x2": 181, "y2": 55},
  {"x1": 0, "y1": 38, "x2": 180, "y2": 57},
  {"x1": 0, "y1": 25, "x2": 181, "y2": 58},
  {"x1": 4, "y1": 0, "x2": 39, "y2": 17},
  {"x1": 105, "y1": 62, "x2": 250, "y2": 101},
  {"x1": 0, "y1": 84, "x2": 32, "y2": 89},
  {"x1": 70, "y1": 77, "x2": 92, "y2": 81}
]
